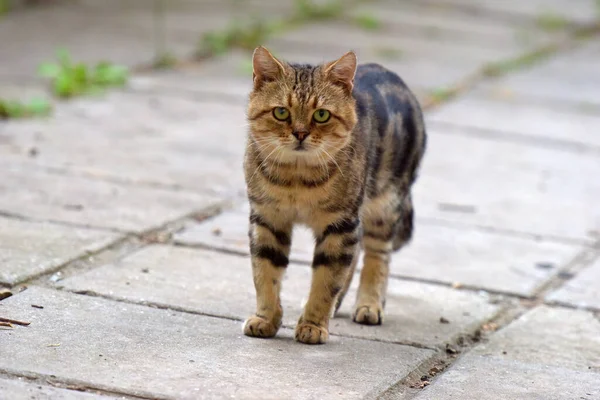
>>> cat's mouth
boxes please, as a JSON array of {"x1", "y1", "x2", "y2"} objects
[{"x1": 293, "y1": 144, "x2": 307, "y2": 151}]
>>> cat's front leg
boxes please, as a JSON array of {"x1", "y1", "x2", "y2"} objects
[
  {"x1": 243, "y1": 210, "x2": 292, "y2": 339},
  {"x1": 296, "y1": 215, "x2": 361, "y2": 344}
]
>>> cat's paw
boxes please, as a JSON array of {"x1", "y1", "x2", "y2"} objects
[
  {"x1": 243, "y1": 315, "x2": 279, "y2": 338},
  {"x1": 353, "y1": 303, "x2": 383, "y2": 325},
  {"x1": 295, "y1": 320, "x2": 328, "y2": 344}
]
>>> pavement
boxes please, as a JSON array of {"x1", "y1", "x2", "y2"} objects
[{"x1": 1, "y1": 0, "x2": 599, "y2": 399}]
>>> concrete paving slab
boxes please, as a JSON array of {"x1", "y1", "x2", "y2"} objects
[
  {"x1": 0, "y1": 377, "x2": 123, "y2": 400},
  {"x1": 59, "y1": 245, "x2": 499, "y2": 348},
  {"x1": 0, "y1": 91, "x2": 247, "y2": 197},
  {"x1": 410, "y1": 356, "x2": 600, "y2": 400},
  {"x1": 546, "y1": 258, "x2": 600, "y2": 311},
  {"x1": 473, "y1": 305, "x2": 600, "y2": 370},
  {"x1": 0, "y1": 217, "x2": 120, "y2": 286},
  {"x1": 175, "y1": 204, "x2": 579, "y2": 297},
  {"x1": 427, "y1": 95, "x2": 600, "y2": 150},
  {"x1": 478, "y1": 42, "x2": 600, "y2": 107},
  {"x1": 348, "y1": 1, "x2": 563, "y2": 47},
  {"x1": 269, "y1": 23, "x2": 530, "y2": 64},
  {"x1": 407, "y1": 304, "x2": 600, "y2": 399},
  {"x1": 0, "y1": 286, "x2": 433, "y2": 399},
  {"x1": 0, "y1": 163, "x2": 220, "y2": 232},
  {"x1": 415, "y1": 130, "x2": 600, "y2": 243}
]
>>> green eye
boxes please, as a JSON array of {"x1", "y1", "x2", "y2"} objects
[
  {"x1": 273, "y1": 107, "x2": 290, "y2": 121},
  {"x1": 313, "y1": 109, "x2": 330, "y2": 123}
]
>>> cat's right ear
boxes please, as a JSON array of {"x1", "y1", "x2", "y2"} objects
[{"x1": 252, "y1": 46, "x2": 286, "y2": 89}]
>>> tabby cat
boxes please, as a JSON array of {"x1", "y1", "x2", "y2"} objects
[{"x1": 243, "y1": 46, "x2": 426, "y2": 344}]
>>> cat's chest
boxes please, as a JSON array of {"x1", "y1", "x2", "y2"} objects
[{"x1": 267, "y1": 186, "x2": 328, "y2": 223}]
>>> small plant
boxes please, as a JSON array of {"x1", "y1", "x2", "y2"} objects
[
  {"x1": 237, "y1": 59, "x2": 254, "y2": 76},
  {"x1": 0, "y1": 97, "x2": 52, "y2": 120},
  {"x1": 0, "y1": 0, "x2": 9, "y2": 16},
  {"x1": 353, "y1": 13, "x2": 381, "y2": 31},
  {"x1": 428, "y1": 87, "x2": 455, "y2": 104},
  {"x1": 535, "y1": 12, "x2": 569, "y2": 32},
  {"x1": 153, "y1": 53, "x2": 178, "y2": 69},
  {"x1": 199, "y1": 19, "x2": 283, "y2": 57},
  {"x1": 38, "y1": 49, "x2": 128, "y2": 98},
  {"x1": 374, "y1": 47, "x2": 402, "y2": 60},
  {"x1": 293, "y1": 0, "x2": 343, "y2": 22},
  {"x1": 482, "y1": 46, "x2": 555, "y2": 77}
]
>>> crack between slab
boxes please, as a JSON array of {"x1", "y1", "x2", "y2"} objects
[
  {"x1": 3, "y1": 161, "x2": 236, "y2": 198},
  {"x1": 170, "y1": 243, "x2": 531, "y2": 300},
  {"x1": 0, "y1": 368, "x2": 168, "y2": 400},
  {"x1": 427, "y1": 120, "x2": 600, "y2": 156},
  {"x1": 54, "y1": 286, "x2": 440, "y2": 350},
  {"x1": 531, "y1": 247, "x2": 600, "y2": 299},
  {"x1": 543, "y1": 300, "x2": 600, "y2": 314},
  {"x1": 373, "y1": 303, "x2": 522, "y2": 399},
  {"x1": 417, "y1": 216, "x2": 594, "y2": 247},
  {"x1": 0, "y1": 210, "x2": 126, "y2": 234}
]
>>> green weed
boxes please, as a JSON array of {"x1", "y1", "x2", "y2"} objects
[
  {"x1": 353, "y1": 13, "x2": 381, "y2": 31},
  {"x1": 199, "y1": 19, "x2": 283, "y2": 57},
  {"x1": 293, "y1": 0, "x2": 343, "y2": 22},
  {"x1": 535, "y1": 12, "x2": 569, "y2": 32},
  {"x1": 0, "y1": 97, "x2": 52, "y2": 119},
  {"x1": 482, "y1": 46, "x2": 555, "y2": 77},
  {"x1": 38, "y1": 49, "x2": 128, "y2": 98}
]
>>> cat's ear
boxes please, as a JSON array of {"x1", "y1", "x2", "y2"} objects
[
  {"x1": 324, "y1": 51, "x2": 357, "y2": 92},
  {"x1": 252, "y1": 46, "x2": 286, "y2": 88}
]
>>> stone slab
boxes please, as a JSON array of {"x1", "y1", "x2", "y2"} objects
[
  {"x1": 472, "y1": 305, "x2": 600, "y2": 370},
  {"x1": 0, "y1": 91, "x2": 247, "y2": 197},
  {"x1": 477, "y1": 41, "x2": 600, "y2": 107},
  {"x1": 176, "y1": 204, "x2": 578, "y2": 296},
  {"x1": 59, "y1": 245, "x2": 499, "y2": 348},
  {"x1": 0, "y1": 287, "x2": 433, "y2": 399},
  {"x1": 410, "y1": 356, "x2": 600, "y2": 400},
  {"x1": 409, "y1": 305, "x2": 600, "y2": 399},
  {"x1": 0, "y1": 377, "x2": 121, "y2": 400},
  {"x1": 427, "y1": 95, "x2": 600, "y2": 150},
  {"x1": 546, "y1": 258, "x2": 600, "y2": 310},
  {"x1": 415, "y1": 129, "x2": 600, "y2": 243},
  {"x1": 270, "y1": 23, "x2": 528, "y2": 64},
  {"x1": 348, "y1": 1, "x2": 561, "y2": 48},
  {"x1": 0, "y1": 217, "x2": 120, "y2": 286},
  {"x1": 0, "y1": 163, "x2": 220, "y2": 232}
]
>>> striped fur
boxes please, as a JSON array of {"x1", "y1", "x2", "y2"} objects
[{"x1": 243, "y1": 47, "x2": 426, "y2": 344}]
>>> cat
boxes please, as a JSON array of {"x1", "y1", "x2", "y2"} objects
[{"x1": 243, "y1": 46, "x2": 427, "y2": 344}]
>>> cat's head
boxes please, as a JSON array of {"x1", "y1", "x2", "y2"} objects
[{"x1": 247, "y1": 46, "x2": 358, "y2": 165}]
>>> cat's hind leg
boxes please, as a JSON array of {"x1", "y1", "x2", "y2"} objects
[{"x1": 353, "y1": 193, "x2": 413, "y2": 325}]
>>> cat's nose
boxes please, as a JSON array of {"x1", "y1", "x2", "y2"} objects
[{"x1": 292, "y1": 130, "x2": 310, "y2": 142}]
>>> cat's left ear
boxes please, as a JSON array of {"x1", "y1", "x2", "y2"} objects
[{"x1": 324, "y1": 51, "x2": 357, "y2": 92}]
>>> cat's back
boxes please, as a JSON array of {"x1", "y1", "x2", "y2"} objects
[
  {"x1": 353, "y1": 63, "x2": 421, "y2": 125},
  {"x1": 352, "y1": 63, "x2": 427, "y2": 195}
]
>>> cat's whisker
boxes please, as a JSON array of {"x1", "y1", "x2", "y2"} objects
[
  {"x1": 320, "y1": 147, "x2": 344, "y2": 178},
  {"x1": 247, "y1": 145, "x2": 281, "y2": 186}
]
